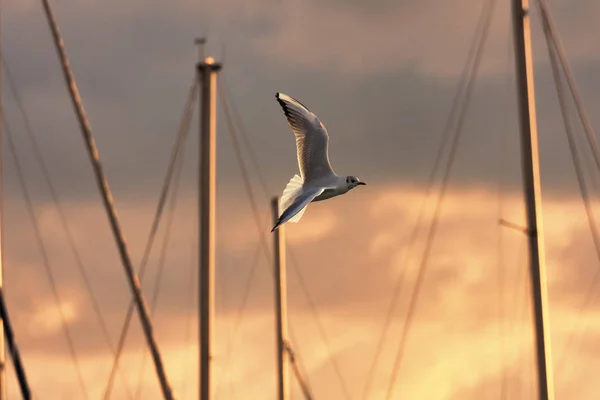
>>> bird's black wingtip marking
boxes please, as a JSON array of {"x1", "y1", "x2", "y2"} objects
[
  {"x1": 275, "y1": 94, "x2": 293, "y2": 121},
  {"x1": 274, "y1": 92, "x2": 312, "y2": 113}
]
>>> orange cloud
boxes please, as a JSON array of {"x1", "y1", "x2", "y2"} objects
[{"x1": 2, "y1": 182, "x2": 600, "y2": 399}]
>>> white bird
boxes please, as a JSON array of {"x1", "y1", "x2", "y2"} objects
[{"x1": 271, "y1": 92, "x2": 366, "y2": 232}]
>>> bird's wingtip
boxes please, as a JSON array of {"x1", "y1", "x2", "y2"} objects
[{"x1": 275, "y1": 92, "x2": 291, "y2": 101}]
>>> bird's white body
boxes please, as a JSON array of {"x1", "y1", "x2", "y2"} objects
[{"x1": 272, "y1": 93, "x2": 365, "y2": 231}]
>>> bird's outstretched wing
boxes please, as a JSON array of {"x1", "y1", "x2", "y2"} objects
[
  {"x1": 275, "y1": 93, "x2": 335, "y2": 182},
  {"x1": 271, "y1": 187, "x2": 324, "y2": 232}
]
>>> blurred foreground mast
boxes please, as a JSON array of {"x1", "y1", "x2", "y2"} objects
[
  {"x1": 511, "y1": 0, "x2": 554, "y2": 399},
  {"x1": 40, "y1": 0, "x2": 174, "y2": 398}
]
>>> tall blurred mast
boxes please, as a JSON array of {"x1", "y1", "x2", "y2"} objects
[
  {"x1": 511, "y1": 1, "x2": 554, "y2": 399},
  {"x1": 41, "y1": 0, "x2": 174, "y2": 398},
  {"x1": 196, "y1": 37, "x2": 222, "y2": 400},
  {"x1": 271, "y1": 197, "x2": 290, "y2": 400},
  {"x1": 0, "y1": 0, "x2": 6, "y2": 395}
]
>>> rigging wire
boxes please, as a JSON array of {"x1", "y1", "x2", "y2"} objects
[
  {"x1": 41, "y1": 0, "x2": 175, "y2": 397},
  {"x1": 221, "y1": 82, "x2": 271, "y2": 197},
  {"x1": 520, "y1": 248, "x2": 534, "y2": 400},
  {"x1": 220, "y1": 78, "x2": 350, "y2": 396},
  {"x1": 360, "y1": 1, "x2": 495, "y2": 396},
  {"x1": 506, "y1": 240, "x2": 529, "y2": 399},
  {"x1": 218, "y1": 84, "x2": 270, "y2": 256},
  {"x1": 133, "y1": 126, "x2": 188, "y2": 398},
  {"x1": 222, "y1": 81, "x2": 332, "y2": 398},
  {"x1": 214, "y1": 82, "x2": 275, "y2": 398},
  {"x1": 536, "y1": 0, "x2": 600, "y2": 176},
  {"x1": 219, "y1": 87, "x2": 318, "y2": 397},
  {"x1": 104, "y1": 79, "x2": 198, "y2": 399},
  {"x1": 1, "y1": 56, "x2": 133, "y2": 397},
  {"x1": 383, "y1": 0, "x2": 497, "y2": 397},
  {"x1": 3, "y1": 117, "x2": 88, "y2": 399},
  {"x1": 286, "y1": 249, "x2": 350, "y2": 400},
  {"x1": 286, "y1": 323, "x2": 314, "y2": 400},
  {"x1": 213, "y1": 242, "x2": 263, "y2": 399},
  {"x1": 496, "y1": 59, "x2": 507, "y2": 400},
  {"x1": 218, "y1": 85, "x2": 321, "y2": 399},
  {"x1": 221, "y1": 83, "x2": 367, "y2": 398},
  {"x1": 497, "y1": 12, "x2": 516, "y2": 398},
  {"x1": 284, "y1": 342, "x2": 315, "y2": 400},
  {"x1": 216, "y1": 252, "x2": 237, "y2": 400},
  {"x1": 538, "y1": 5, "x2": 600, "y2": 379},
  {"x1": 181, "y1": 237, "x2": 197, "y2": 400}
]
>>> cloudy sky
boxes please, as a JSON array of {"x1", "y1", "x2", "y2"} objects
[{"x1": 3, "y1": 0, "x2": 600, "y2": 398}]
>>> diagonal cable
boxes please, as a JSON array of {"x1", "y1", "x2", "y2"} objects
[
  {"x1": 497, "y1": 12, "x2": 515, "y2": 398},
  {"x1": 539, "y1": 7, "x2": 600, "y2": 379},
  {"x1": 218, "y1": 85, "x2": 326, "y2": 397},
  {"x1": 360, "y1": 0, "x2": 495, "y2": 396},
  {"x1": 41, "y1": 0, "x2": 176, "y2": 396},
  {"x1": 181, "y1": 237, "x2": 197, "y2": 400},
  {"x1": 384, "y1": 0, "x2": 496, "y2": 397},
  {"x1": 286, "y1": 248, "x2": 351, "y2": 400},
  {"x1": 3, "y1": 117, "x2": 88, "y2": 398},
  {"x1": 103, "y1": 79, "x2": 197, "y2": 399},
  {"x1": 1, "y1": 55, "x2": 133, "y2": 397},
  {"x1": 213, "y1": 242, "x2": 263, "y2": 399},
  {"x1": 133, "y1": 127, "x2": 187, "y2": 398},
  {"x1": 536, "y1": 0, "x2": 600, "y2": 176},
  {"x1": 286, "y1": 324, "x2": 314, "y2": 400},
  {"x1": 284, "y1": 341, "x2": 314, "y2": 400},
  {"x1": 221, "y1": 82, "x2": 271, "y2": 197}
]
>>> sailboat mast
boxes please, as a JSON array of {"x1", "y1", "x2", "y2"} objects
[
  {"x1": 271, "y1": 197, "x2": 290, "y2": 400},
  {"x1": 511, "y1": 1, "x2": 555, "y2": 399},
  {"x1": 0, "y1": 0, "x2": 5, "y2": 395},
  {"x1": 196, "y1": 38, "x2": 222, "y2": 400}
]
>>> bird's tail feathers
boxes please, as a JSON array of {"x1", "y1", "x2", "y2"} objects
[
  {"x1": 279, "y1": 174, "x2": 304, "y2": 221},
  {"x1": 273, "y1": 187, "x2": 323, "y2": 232}
]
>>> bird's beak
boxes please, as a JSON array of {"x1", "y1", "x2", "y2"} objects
[{"x1": 357, "y1": 181, "x2": 366, "y2": 186}]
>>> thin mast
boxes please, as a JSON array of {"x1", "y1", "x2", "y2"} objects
[
  {"x1": 40, "y1": 1, "x2": 174, "y2": 398},
  {"x1": 0, "y1": 0, "x2": 6, "y2": 394},
  {"x1": 271, "y1": 197, "x2": 290, "y2": 400},
  {"x1": 511, "y1": 1, "x2": 555, "y2": 399},
  {"x1": 0, "y1": 289, "x2": 30, "y2": 399},
  {"x1": 197, "y1": 39, "x2": 222, "y2": 400}
]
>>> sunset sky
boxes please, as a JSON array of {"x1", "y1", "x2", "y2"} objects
[{"x1": 3, "y1": 0, "x2": 600, "y2": 399}]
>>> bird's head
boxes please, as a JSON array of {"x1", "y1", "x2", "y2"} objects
[{"x1": 345, "y1": 176, "x2": 366, "y2": 190}]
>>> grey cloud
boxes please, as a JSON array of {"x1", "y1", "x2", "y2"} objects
[{"x1": 3, "y1": 0, "x2": 600, "y2": 210}]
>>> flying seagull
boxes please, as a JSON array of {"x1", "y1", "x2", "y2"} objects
[{"x1": 271, "y1": 93, "x2": 365, "y2": 232}]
